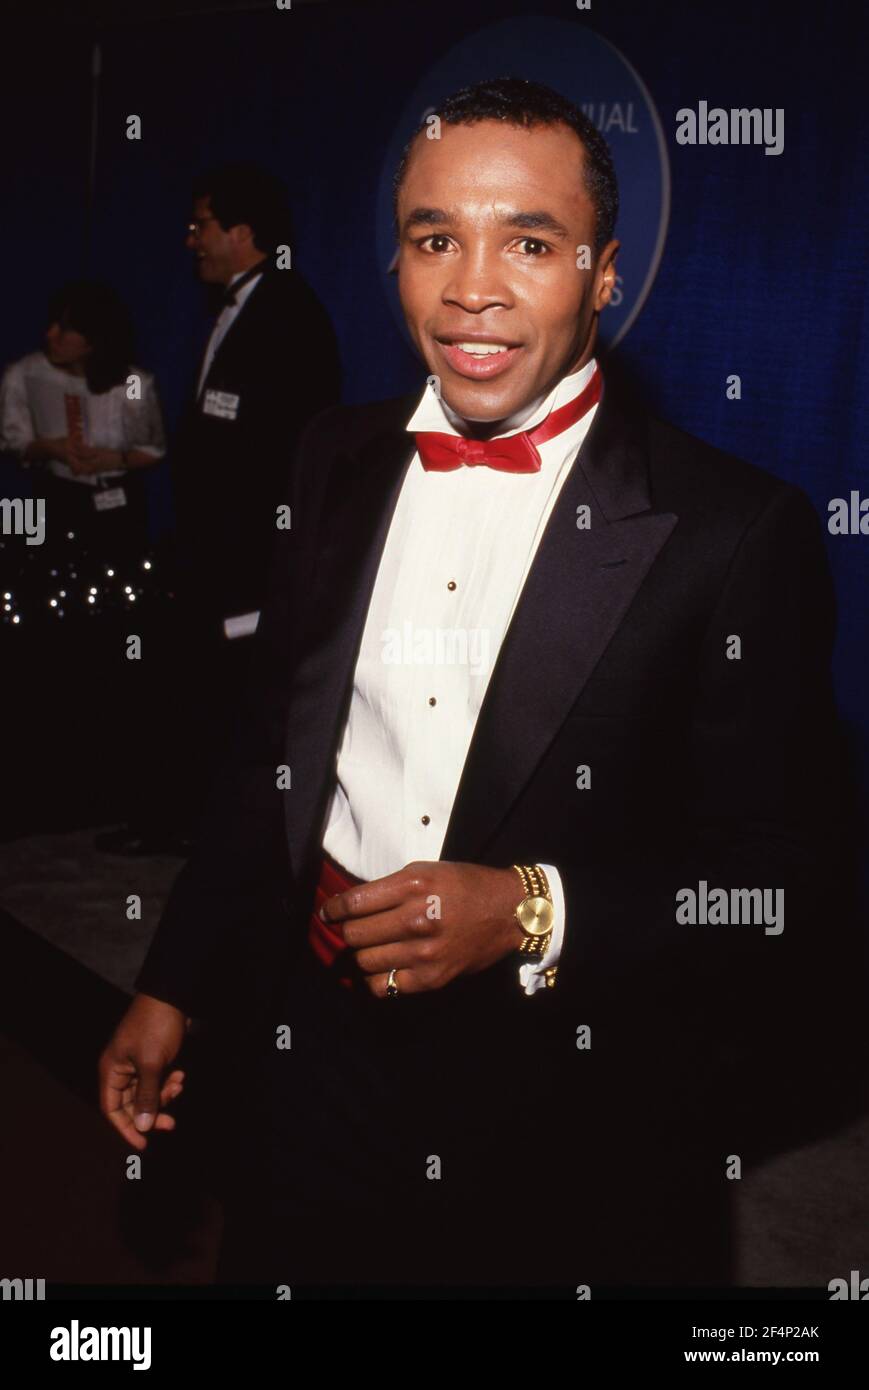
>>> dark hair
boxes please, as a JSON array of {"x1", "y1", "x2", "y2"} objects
[
  {"x1": 192, "y1": 161, "x2": 293, "y2": 256},
  {"x1": 46, "y1": 280, "x2": 135, "y2": 394},
  {"x1": 392, "y1": 76, "x2": 619, "y2": 257}
]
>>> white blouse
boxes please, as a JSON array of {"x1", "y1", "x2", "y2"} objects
[{"x1": 0, "y1": 351, "x2": 166, "y2": 486}]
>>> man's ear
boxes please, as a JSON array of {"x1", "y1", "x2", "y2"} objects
[
  {"x1": 230, "y1": 221, "x2": 255, "y2": 250},
  {"x1": 595, "y1": 239, "x2": 620, "y2": 310}
]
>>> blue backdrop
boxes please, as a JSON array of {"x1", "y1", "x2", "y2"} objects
[{"x1": 2, "y1": 0, "x2": 867, "y2": 829}]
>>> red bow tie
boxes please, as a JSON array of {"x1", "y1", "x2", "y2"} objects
[{"x1": 415, "y1": 366, "x2": 602, "y2": 473}]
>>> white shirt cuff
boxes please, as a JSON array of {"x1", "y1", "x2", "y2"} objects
[{"x1": 517, "y1": 862, "x2": 565, "y2": 996}]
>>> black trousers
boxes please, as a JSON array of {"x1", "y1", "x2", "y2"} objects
[
  {"x1": 213, "y1": 937, "x2": 733, "y2": 1294},
  {"x1": 215, "y1": 946, "x2": 481, "y2": 1291}
]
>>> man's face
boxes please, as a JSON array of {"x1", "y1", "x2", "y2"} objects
[
  {"x1": 186, "y1": 195, "x2": 238, "y2": 286},
  {"x1": 397, "y1": 120, "x2": 619, "y2": 428}
]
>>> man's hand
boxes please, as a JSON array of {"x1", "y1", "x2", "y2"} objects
[
  {"x1": 319, "y1": 861, "x2": 525, "y2": 997},
  {"x1": 98, "y1": 993, "x2": 189, "y2": 1150}
]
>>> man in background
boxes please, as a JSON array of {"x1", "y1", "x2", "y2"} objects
[{"x1": 99, "y1": 162, "x2": 341, "y2": 855}]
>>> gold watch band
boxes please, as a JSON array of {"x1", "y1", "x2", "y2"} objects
[
  {"x1": 513, "y1": 863, "x2": 551, "y2": 900},
  {"x1": 512, "y1": 863, "x2": 554, "y2": 958}
]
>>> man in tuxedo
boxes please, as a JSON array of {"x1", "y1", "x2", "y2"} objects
[
  {"x1": 99, "y1": 162, "x2": 341, "y2": 854},
  {"x1": 173, "y1": 161, "x2": 341, "y2": 634},
  {"x1": 99, "y1": 79, "x2": 853, "y2": 1293}
]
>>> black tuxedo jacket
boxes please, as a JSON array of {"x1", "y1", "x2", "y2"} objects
[
  {"x1": 137, "y1": 367, "x2": 857, "y2": 1283},
  {"x1": 170, "y1": 265, "x2": 341, "y2": 626}
]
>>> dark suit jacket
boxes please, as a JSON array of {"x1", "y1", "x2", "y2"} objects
[
  {"x1": 137, "y1": 366, "x2": 858, "y2": 1285},
  {"x1": 171, "y1": 265, "x2": 341, "y2": 627}
]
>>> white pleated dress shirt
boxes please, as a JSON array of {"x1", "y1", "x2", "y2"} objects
[
  {"x1": 322, "y1": 356, "x2": 601, "y2": 994},
  {"x1": 195, "y1": 268, "x2": 264, "y2": 400}
]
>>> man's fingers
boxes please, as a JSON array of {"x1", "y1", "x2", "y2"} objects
[
  {"x1": 98, "y1": 1000, "x2": 188, "y2": 1153},
  {"x1": 160, "y1": 1070, "x2": 185, "y2": 1104},
  {"x1": 104, "y1": 1100, "x2": 176, "y2": 1149},
  {"x1": 105, "y1": 1102, "x2": 149, "y2": 1151},
  {"x1": 342, "y1": 906, "x2": 431, "y2": 951},
  {"x1": 132, "y1": 1062, "x2": 164, "y2": 1132},
  {"x1": 99, "y1": 1058, "x2": 135, "y2": 1115},
  {"x1": 125, "y1": 1075, "x2": 182, "y2": 1109},
  {"x1": 321, "y1": 862, "x2": 435, "y2": 924},
  {"x1": 367, "y1": 967, "x2": 430, "y2": 999},
  {"x1": 354, "y1": 938, "x2": 431, "y2": 976}
]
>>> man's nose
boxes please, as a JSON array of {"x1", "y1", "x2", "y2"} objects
[{"x1": 443, "y1": 250, "x2": 509, "y2": 311}]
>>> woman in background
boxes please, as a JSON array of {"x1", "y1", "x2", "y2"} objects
[{"x1": 0, "y1": 280, "x2": 165, "y2": 566}]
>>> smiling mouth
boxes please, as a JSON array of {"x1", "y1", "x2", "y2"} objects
[{"x1": 435, "y1": 338, "x2": 523, "y2": 381}]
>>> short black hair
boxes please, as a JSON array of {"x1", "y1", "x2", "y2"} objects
[
  {"x1": 192, "y1": 161, "x2": 293, "y2": 256},
  {"x1": 46, "y1": 280, "x2": 135, "y2": 395},
  {"x1": 392, "y1": 76, "x2": 619, "y2": 257}
]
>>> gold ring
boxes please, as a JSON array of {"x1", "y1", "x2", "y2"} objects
[{"x1": 386, "y1": 968, "x2": 399, "y2": 998}]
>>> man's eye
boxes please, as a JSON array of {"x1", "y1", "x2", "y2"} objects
[
  {"x1": 414, "y1": 235, "x2": 550, "y2": 255},
  {"x1": 418, "y1": 235, "x2": 453, "y2": 253}
]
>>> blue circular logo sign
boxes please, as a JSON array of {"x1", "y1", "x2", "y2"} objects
[{"x1": 377, "y1": 16, "x2": 669, "y2": 351}]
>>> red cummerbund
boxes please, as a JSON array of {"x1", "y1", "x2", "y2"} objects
[{"x1": 307, "y1": 853, "x2": 363, "y2": 988}]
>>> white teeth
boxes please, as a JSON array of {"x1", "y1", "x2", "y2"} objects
[{"x1": 454, "y1": 342, "x2": 509, "y2": 355}]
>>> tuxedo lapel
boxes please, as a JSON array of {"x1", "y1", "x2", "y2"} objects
[
  {"x1": 282, "y1": 415, "x2": 418, "y2": 880},
  {"x1": 439, "y1": 374, "x2": 678, "y2": 863}
]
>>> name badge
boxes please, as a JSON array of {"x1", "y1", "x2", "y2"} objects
[
  {"x1": 202, "y1": 389, "x2": 240, "y2": 420},
  {"x1": 223, "y1": 610, "x2": 260, "y2": 640},
  {"x1": 93, "y1": 487, "x2": 127, "y2": 512}
]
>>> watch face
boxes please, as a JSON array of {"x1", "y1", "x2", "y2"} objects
[{"x1": 517, "y1": 896, "x2": 554, "y2": 936}]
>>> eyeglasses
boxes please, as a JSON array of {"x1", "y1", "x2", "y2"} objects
[{"x1": 186, "y1": 216, "x2": 219, "y2": 237}]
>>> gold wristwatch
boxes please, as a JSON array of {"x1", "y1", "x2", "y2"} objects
[{"x1": 512, "y1": 864, "x2": 554, "y2": 959}]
